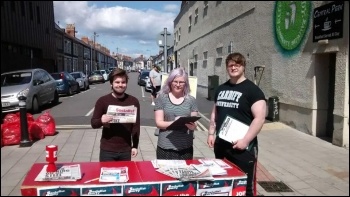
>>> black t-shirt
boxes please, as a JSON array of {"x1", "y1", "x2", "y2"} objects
[{"x1": 214, "y1": 79, "x2": 266, "y2": 142}]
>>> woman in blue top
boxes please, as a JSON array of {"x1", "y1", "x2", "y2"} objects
[{"x1": 154, "y1": 68, "x2": 198, "y2": 160}]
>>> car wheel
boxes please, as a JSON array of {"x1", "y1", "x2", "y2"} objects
[
  {"x1": 76, "y1": 85, "x2": 80, "y2": 93},
  {"x1": 67, "y1": 87, "x2": 73, "y2": 96},
  {"x1": 32, "y1": 97, "x2": 39, "y2": 114},
  {"x1": 52, "y1": 91, "x2": 59, "y2": 105}
]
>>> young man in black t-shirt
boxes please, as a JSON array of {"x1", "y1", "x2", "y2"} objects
[{"x1": 207, "y1": 52, "x2": 266, "y2": 196}]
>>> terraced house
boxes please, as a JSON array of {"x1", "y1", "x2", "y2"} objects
[{"x1": 174, "y1": 1, "x2": 349, "y2": 147}]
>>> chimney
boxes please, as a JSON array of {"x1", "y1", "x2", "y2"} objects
[
  {"x1": 81, "y1": 36, "x2": 89, "y2": 44},
  {"x1": 65, "y1": 24, "x2": 77, "y2": 37}
]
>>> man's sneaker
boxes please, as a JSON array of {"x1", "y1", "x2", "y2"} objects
[{"x1": 151, "y1": 102, "x2": 155, "y2": 106}]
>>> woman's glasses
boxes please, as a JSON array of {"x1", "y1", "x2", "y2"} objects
[{"x1": 172, "y1": 80, "x2": 186, "y2": 85}]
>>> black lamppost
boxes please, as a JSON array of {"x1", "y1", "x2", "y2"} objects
[{"x1": 18, "y1": 96, "x2": 32, "y2": 147}]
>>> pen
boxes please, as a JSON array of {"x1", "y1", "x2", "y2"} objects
[{"x1": 84, "y1": 177, "x2": 99, "y2": 183}]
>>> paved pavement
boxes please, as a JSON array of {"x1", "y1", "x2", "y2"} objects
[{"x1": 1, "y1": 93, "x2": 349, "y2": 196}]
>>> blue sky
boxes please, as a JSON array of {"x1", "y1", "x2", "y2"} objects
[{"x1": 53, "y1": 1, "x2": 180, "y2": 58}]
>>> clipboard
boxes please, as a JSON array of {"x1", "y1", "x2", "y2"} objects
[
  {"x1": 218, "y1": 115, "x2": 249, "y2": 143},
  {"x1": 166, "y1": 116, "x2": 201, "y2": 130}
]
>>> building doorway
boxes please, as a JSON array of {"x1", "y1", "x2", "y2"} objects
[{"x1": 315, "y1": 53, "x2": 336, "y2": 140}]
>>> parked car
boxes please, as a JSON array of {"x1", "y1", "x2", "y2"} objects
[
  {"x1": 108, "y1": 67, "x2": 116, "y2": 73},
  {"x1": 145, "y1": 77, "x2": 152, "y2": 92},
  {"x1": 70, "y1": 71, "x2": 89, "y2": 90},
  {"x1": 95, "y1": 70, "x2": 109, "y2": 81},
  {"x1": 88, "y1": 71, "x2": 105, "y2": 84},
  {"x1": 50, "y1": 71, "x2": 80, "y2": 96},
  {"x1": 1, "y1": 68, "x2": 59, "y2": 113},
  {"x1": 137, "y1": 70, "x2": 150, "y2": 86}
]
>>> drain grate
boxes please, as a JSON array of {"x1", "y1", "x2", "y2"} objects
[{"x1": 258, "y1": 181, "x2": 293, "y2": 192}]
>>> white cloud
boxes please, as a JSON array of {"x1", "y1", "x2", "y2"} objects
[
  {"x1": 54, "y1": 1, "x2": 176, "y2": 42},
  {"x1": 163, "y1": 4, "x2": 180, "y2": 13}
]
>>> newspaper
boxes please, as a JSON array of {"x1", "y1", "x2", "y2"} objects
[
  {"x1": 106, "y1": 105, "x2": 137, "y2": 123},
  {"x1": 34, "y1": 164, "x2": 82, "y2": 181},
  {"x1": 99, "y1": 167, "x2": 129, "y2": 183},
  {"x1": 156, "y1": 164, "x2": 214, "y2": 181},
  {"x1": 198, "y1": 159, "x2": 228, "y2": 175},
  {"x1": 151, "y1": 159, "x2": 187, "y2": 169}
]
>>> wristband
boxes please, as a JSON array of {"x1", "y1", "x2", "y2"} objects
[{"x1": 208, "y1": 133, "x2": 215, "y2": 136}]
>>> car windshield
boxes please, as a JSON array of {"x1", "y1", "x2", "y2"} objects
[
  {"x1": 70, "y1": 73, "x2": 81, "y2": 79},
  {"x1": 50, "y1": 73, "x2": 62, "y2": 80},
  {"x1": 1, "y1": 72, "x2": 32, "y2": 87},
  {"x1": 141, "y1": 71, "x2": 149, "y2": 77},
  {"x1": 89, "y1": 71, "x2": 100, "y2": 76}
]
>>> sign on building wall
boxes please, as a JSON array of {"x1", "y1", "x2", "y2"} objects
[
  {"x1": 313, "y1": 1, "x2": 344, "y2": 42},
  {"x1": 274, "y1": 1, "x2": 311, "y2": 52}
]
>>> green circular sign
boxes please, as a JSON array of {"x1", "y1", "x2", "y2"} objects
[{"x1": 274, "y1": 1, "x2": 311, "y2": 51}]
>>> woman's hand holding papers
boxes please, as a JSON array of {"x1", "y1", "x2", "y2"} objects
[{"x1": 185, "y1": 122, "x2": 197, "y2": 131}]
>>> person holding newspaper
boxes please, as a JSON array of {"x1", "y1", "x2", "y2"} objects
[
  {"x1": 91, "y1": 68, "x2": 140, "y2": 162},
  {"x1": 154, "y1": 67, "x2": 198, "y2": 160},
  {"x1": 207, "y1": 52, "x2": 266, "y2": 196}
]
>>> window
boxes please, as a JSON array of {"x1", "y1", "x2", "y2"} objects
[
  {"x1": 203, "y1": 1, "x2": 208, "y2": 17},
  {"x1": 203, "y1": 51, "x2": 208, "y2": 68},
  {"x1": 216, "y1": 47, "x2": 223, "y2": 57},
  {"x1": 188, "y1": 15, "x2": 192, "y2": 33},
  {"x1": 178, "y1": 27, "x2": 181, "y2": 42},
  {"x1": 194, "y1": 54, "x2": 198, "y2": 76},
  {"x1": 36, "y1": 6, "x2": 40, "y2": 24},
  {"x1": 194, "y1": 8, "x2": 198, "y2": 24}
]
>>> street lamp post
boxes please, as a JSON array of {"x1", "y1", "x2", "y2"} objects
[
  {"x1": 92, "y1": 32, "x2": 99, "y2": 70},
  {"x1": 146, "y1": 49, "x2": 151, "y2": 69}
]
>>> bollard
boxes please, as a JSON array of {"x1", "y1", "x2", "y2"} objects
[{"x1": 18, "y1": 96, "x2": 32, "y2": 147}]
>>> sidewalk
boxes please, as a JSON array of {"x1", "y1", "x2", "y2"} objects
[{"x1": 1, "y1": 123, "x2": 349, "y2": 196}]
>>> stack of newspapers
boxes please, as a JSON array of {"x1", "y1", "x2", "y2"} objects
[
  {"x1": 153, "y1": 161, "x2": 214, "y2": 181},
  {"x1": 34, "y1": 164, "x2": 82, "y2": 181}
]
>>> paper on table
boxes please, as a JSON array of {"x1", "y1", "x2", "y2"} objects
[{"x1": 218, "y1": 115, "x2": 249, "y2": 143}]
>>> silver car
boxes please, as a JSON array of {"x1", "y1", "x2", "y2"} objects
[
  {"x1": 145, "y1": 77, "x2": 152, "y2": 92},
  {"x1": 1, "y1": 68, "x2": 59, "y2": 114},
  {"x1": 70, "y1": 71, "x2": 90, "y2": 90}
]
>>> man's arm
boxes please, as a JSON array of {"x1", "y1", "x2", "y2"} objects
[
  {"x1": 241, "y1": 100, "x2": 266, "y2": 144},
  {"x1": 208, "y1": 104, "x2": 217, "y2": 135}
]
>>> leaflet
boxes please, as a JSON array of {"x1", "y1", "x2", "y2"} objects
[
  {"x1": 106, "y1": 105, "x2": 137, "y2": 123},
  {"x1": 99, "y1": 167, "x2": 129, "y2": 183},
  {"x1": 34, "y1": 164, "x2": 82, "y2": 182}
]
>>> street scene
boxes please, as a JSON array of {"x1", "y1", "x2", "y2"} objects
[{"x1": 1, "y1": 1, "x2": 349, "y2": 196}]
